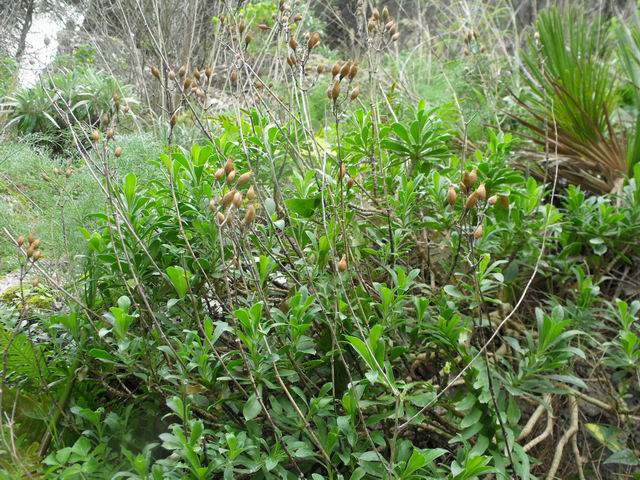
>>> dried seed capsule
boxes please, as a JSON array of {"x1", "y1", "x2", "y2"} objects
[
  {"x1": 170, "y1": 113, "x2": 177, "y2": 127},
  {"x1": 209, "y1": 198, "x2": 216, "y2": 211},
  {"x1": 292, "y1": 12, "x2": 302, "y2": 22},
  {"x1": 473, "y1": 224, "x2": 484, "y2": 240},
  {"x1": 178, "y1": 65, "x2": 187, "y2": 77},
  {"x1": 247, "y1": 185, "x2": 256, "y2": 200},
  {"x1": 106, "y1": 128, "x2": 114, "y2": 140},
  {"x1": 227, "y1": 170, "x2": 237, "y2": 183},
  {"x1": 331, "y1": 80, "x2": 341, "y2": 100},
  {"x1": 339, "y1": 60, "x2": 352, "y2": 79},
  {"x1": 205, "y1": 66, "x2": 213, "y2": 78},
  {"x1": 258, "y1": 23, "x2": 270, "y2": 31},
  {"x1": 487, "y1": 195, "x2": 498, "y2": 206},
  {"x1": 91, "y1": 130, "x2": 100, "y2": 142},
  {"x1": 463, "y1": 168, "x2": 476, "y2": 189},
  {"x1": 222, "y1": 189, "x2": 236, "y2": 207},
  {"x1": 348, "y1": 63, "x2": 358, "y2": 80},
  {"x1": 465, "y1": 191, "x2": 478, "y2": 209},
  {"x1": 385, "y1": 20, "x2": 394, "y2": 31},
  {"x1": 339, "y1": 163, "x2": 347, "y2": 179},
  {"x1": 17, "y1": 235, "x2": 25, "y2": 247},
  {"x1": 289, "y1": 36, "x2": 298, "y2": 50},
  {"x1": 331, "y1": 61, "x2": 341, "y2": 77},
  {"x1": 224, "y1": 158, "x2": 234, "y2": 174},
  {"x1": 28, "y1": 233, "x2": 35, "y2": 245},
  {"x1": 230, "y1": 69, "x2": 238, "y2": 83},
  {"x1": 382, "y1": 6, "x2": 389, "y2": 20},
  {"x1": 150, "y1": 65, "x2": 160, "y2": 78},
  {"x1": 53, "y1": 167, "x2": 60, "y2": 175},
  {"x1": 287, "y1": 54, "x2": 296, "y2": 67},
  {"x1": 33, "y1": 250, "x2": 43, "y2": 261},
  {"x1": 65, "y1": 168, "x2": 72, "y2": 178},
  {"x1": 372, "y1": 8, "x2": 380, "y2": 20},
  {"x1": 242, "y1": 204, "x2": 256, "y2": 226},
  {"x1": 350, "y1": 86, "x2": 360, "y2": 101},
  {"x1": 183, "y1": 76, "x2": 193, "y2": 89},
  {"x1": 168, "y1": 70, "x2": 176, "y2": 81},
  {"x1": 245, "y1": 33, "x2": 253, "y2": 46},
  {"x1": 308, "y1": 32, "x2": 321, "y2": 49},
  {"x1": 238, "y1": 171, "x2": 253, "y2": 186},
  {"x1": 32, "y1": 239, "x2": 41, "y2": 249},
  {"x1": 476, "y1": 183, "x2": 486, "y2": 201},
  {"x1": 391, "y1": 32, "x2": 400, "y2": 41},
  {"x1": 215, "y1": 167, "x2": 225, "y2": 181},
  {"x1": 26, "y1": 246, "x2": 34, "y2": 258},
  {"x1": 337, "y1": 254, "x2": 348, "y2": 272},
  {"x1": 239, "y1": 20, "x2": 246, "y2": 34},
  {"x1": 447, "y1": 185, "x2": 457, "y2": 205},
  {"x1": 368, "y1": 19, "x2": 377, "y2": 32},
  {"x1": 317, "y1": 63, "x2": 325, "y2": 74},
  {"x1": 217, "y1": 211, "x2": 226, "y2": 224},
  {"x1": 232, "y1": 191, "x2": 243, "y2": 207}
]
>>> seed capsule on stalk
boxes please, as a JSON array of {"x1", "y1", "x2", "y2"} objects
[
  {"x1": 317, "y1": 63, "x2": 325, "y2": 75},
  {"x1": 222, "y1": 189, "x2": 236, "y2": 208},
  {"x1": 216, "y1": 211, "x2": 226, "y2": 225},
  {"x1": 247, "y1": 185, "x2": 256, "y2": 200},
  {"x1": 106, "y1": 128, "x2": 114, "y2": 140},
  {"x1": 447, "y1": 185, "x2": 457, "y2": 205},
  {"x1": 372, "y1": 8, "x2": 380, "y2": 20},
  {"x1": 465, "y1": 191, "x2": 479, "y2": 209},
  {"x1": 91, "y1": 130, "x2": 100, "y2": 142},
  {"x1": 348, "y1": 63, "x2": 358, "y2": 80},
  {"x1": 215, "y1": 168, "x2": 225, "y2": 181},
  {"x1": 331, "y1": 61, "x2": 341, "y2": 77},
  {"x1": 238, "y1": 171, "x2": 253, "y2": 186},
  {"x1": 224, "y1": 158, "x2": 234, "y2": 174},
  {"x1": 170, "y1": 113, "x2": 177, "y2": 127},
  {"x1": 233, "y1": 191, "x2": 243, "y2": 207},
  {"x1": 337, "y1": 254, "x2": 348, "y2": 272},
  {"x1": 331, "y1": 80, "x2": 341, "y2": 100},
  {"x1": 473, "y1": 224, "x2": 484, "y2": 240},
  {"x1": 28, "y1": 233, "x2": 35, "y2": 245},
  {"x1": 150, "y1": 65, "x2": 160, "y2": 79},
  {"x1": 17, "y1": 235, "x2": 24, "y2": 247},
  {"x1": 382, "y1": 6, "x2": 389, "y2": 20},
  {"x1": 308, "y1": 32, "x2": 321, "y2": 49},
  {"x1": 178, "y1": 65, "x2": 187, "y2": 77},
  {"x1": 242, "y1": 204, "x2": 256, "y2": 226},
  {"x1": 338, "y1": 163, "x2": 347, "y2": 179},
  {"x1": 476, "y1": 183, "x2": 486, "y2": 201},
  {"x1": 350, "y1": 86, "x2": 360, "y2": 101},
  {"x1": 391, "y1": 32, "x2": 400, "y2": 41},
  {"x1": 227, "y1": 170, "x2": 237, "y2": 183},
  {"x1": 289, "y1": 36, "x2": 298, "y2": 50},
  {"x1": 339, "y1": 60, "x2": 352, "y2": 79},
  {"x1": 168, "y1": 70, "x2": 176, "y2": 81},
  {"x1": 230, "y1": 69, "x2": 238, "y2": 83},
  {"x1": 209, "y1": 198, "x2": 216, "y2": 211},
  {"x1": 488, "y1": 194, "x2": 498, "y2": 206}
]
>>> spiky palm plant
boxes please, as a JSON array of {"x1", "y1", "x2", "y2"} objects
[{"x1": 514, "y1": 8, "x2": 628, "y2": 194}]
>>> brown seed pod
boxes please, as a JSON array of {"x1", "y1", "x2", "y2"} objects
[
  {"x1": 499, "y1": 194, "x2": 510, "y2": 208},
  {"x1": 287, "y1": 54, "x2": 296, "y2": 67},
  {"x1": 346, "y1": 176, "x2": 354, "y2": 189},
  {"x1": 232, "y1": 191, "x2": 243, "y2": 208},
  {"x1": 476, "y1": 183, "x2": 486, "y2": 201},
  {"x1": 258, "y1": 23, "x2": 270, "y2": 31},
  {"x1": 473, "y1": 224, "x2": 484, "y2": 240},
  {"x1": 350, "y1": 86, "x2": 360, "y2": 101},
  {"x1": 106, "y1": 128, "x2": 114, "y2": 140},
  {"x1": 230, "y1": 68, "x2": 238, "y2": 83},
  {"x1": 17, "y1": 235, "x2": 25, "y2": 247},
  {"x1": 168, "y1": 70, "x2": 176, "y2": 81},
  {"x1": 337, "y1": 254, "x2": 348, "y2": 272},
  {"x1": 205, "y1": 66, "x2": 213, "y2": 78},
  {"x1": 178, "y1": 65, "x2": 187, "y2": 77},
  {"x1": 247, "y1": 185, "x2": 256, "y2": 200},
  {"x1": 308, "y1": 32, "x2": 321, "y2": 49},
  {"x1": 150, "y1": 65, "x2": 160, "y2": 79},
  {"x1": 28, "y1": 233, "x2": 35, "y2": 245},
  {"x1": 317, "y1": 63, "x2": 325, "y2": 75},
  {"x1": 292, "y1": 12, "x2": 302, "y2": 23},
  {"x1": 170, "y1": 113, "x2": 178, "y2": 127},
  {"x1": 468, "y1": 168, "x2": 478, "y2": 187},
  {"x1": 239, "y1": 20, "x2": 246, "y2": 34},
  {"x1": 338, "y1": 163, "x2": 347, "y2": 179},
  {"x1": 113, "y1": 146, "x2": 123, "y2": 158},
  {"x1": 216, "y1": 211, "x2": 226, "y2": 225},
  {"x1": 194, "y1": 68, "x2": 201, "y2": 81},
  {"x1": 289, "y1": 36, "x2": 298, "y2": 50},
  {"x1": 91, "y1": 130, "x2": 100, "y2": 142},
  {"x1": 447, "y1": 185, "x2": 457, "y2": 206},
  {"x1": 368, "y1": 19, "x2": 377, "y2": 32},
  {"x1": 53, "y1": 167, "x2": 60, "y2": 176},
  {"x1": 242, "y1": 204, "x2": 256, "y2": 226},
  {"x1": 65, "y1": 168, "x2": 72, "y2": 178},
  {"x1": 331, "y1": 61, "x2": 341, "y2": 77},
  {"x1": 255, "y1": 80, "x2": 264, "y2": 89},
  {"x1": 331, "y1": 80, "x2": 341, "y2": 100},
  {"x1": 26, "y1": 245, "x2": 34, "y2": 258},
  {"x1": 227, "y1": 170, "x2": 237, "y2": 183},
  {"x1": 348, "y1": 63, "x2": 358, "y2": 80},
  {"x1": 183, "y1": 76, "x2": 193, "y2": 90},
  {"x1": 245, "y1": 33, "x2": 253, "y2": 46},
  {"x1": 465, "y1": 191, "x2": 479, "y2": 209},
  {"x1": 382, "y1": 6, "x2": 390, "y2": 20},
  {"x1": 209, "y1": 198, "x2": 216, "y2": 211},
  {"x1": 32, "y1": 239, "x2": 41, "y2": 249},
  {"x1": 487, "y1": 195, "x2": 498, "y2": 206},
  {"x1": 215, "y1": 167, "x2": 225, "y2": 181},
  {"x1": 462, "y1": 168, "x2": 476, "y2": 189},
  {"x1": 238, "y1": 171, "x2": 253, "y2": 187},
  {"x1": 222, "y1": 189, "x2": 236, "y2": 208},
  {"x1": 224, "y1": 158, "x2": 234, "y2": 174},
  {"x1": 385, "y1": 20, "x2": 395, "y2": 31},
  {"x1": 339, "y1": 60, "x2": 352, "y2": 79},
  {"x1": 372, "y1": 8, "x2": 380, "y2": 20},
  {"x1": 391, "y1": 32, "x2": 400, "y2": 41}
]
